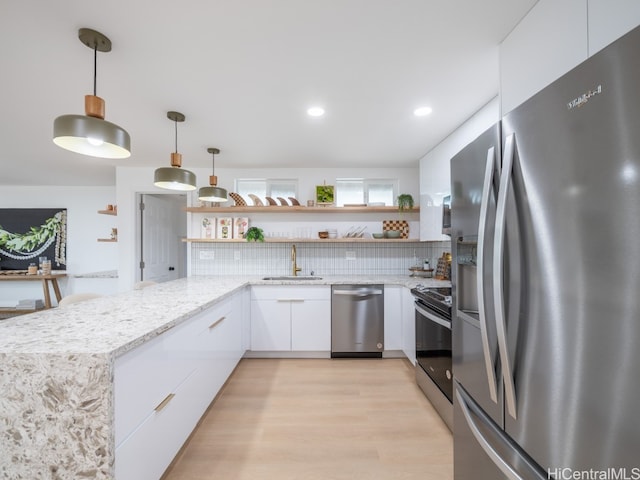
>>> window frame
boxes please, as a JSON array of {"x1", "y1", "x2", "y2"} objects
[{"x1": 335, "y1": 178, "x2": 398, "y2": 206}]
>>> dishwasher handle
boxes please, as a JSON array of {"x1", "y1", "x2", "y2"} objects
[{"x1": 333, "y1": 288, "x2": 383, "y2": 296}]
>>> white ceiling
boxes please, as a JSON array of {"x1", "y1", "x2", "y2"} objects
[{"x1": 0, "y1": 0, "x2": 537, "y2": 186}]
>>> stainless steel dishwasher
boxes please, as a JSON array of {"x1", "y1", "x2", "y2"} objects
[{"x1": 331, "y1": 284, "x2": 384, "y2": 358}]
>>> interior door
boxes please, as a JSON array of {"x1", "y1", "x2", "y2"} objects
[{"x1": 139, "y1": 194, "x2": 187, "y2": 283}]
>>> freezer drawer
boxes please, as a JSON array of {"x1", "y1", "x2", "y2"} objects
[{"x1": 454, "y1": 382, "x2": 547, "y2": 480}]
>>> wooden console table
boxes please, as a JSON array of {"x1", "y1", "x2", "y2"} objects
[{"x1": 0, "y1": 271, "x2": 66, "y2": 309}]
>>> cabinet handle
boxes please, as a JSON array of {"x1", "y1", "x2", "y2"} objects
[
  {"x1": 276, "y1": 298, "x2": 305, "y2": 302},
  {"x1": 154, "y1": 393, "x2": 175, "y2": 412},
  {"x1": 208, "y1": 316, "x2": 226, "y2": 329}
]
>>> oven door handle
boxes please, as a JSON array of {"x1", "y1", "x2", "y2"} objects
[{"x1": 415, "y1": 302, "x2": 451, "y2": 330}]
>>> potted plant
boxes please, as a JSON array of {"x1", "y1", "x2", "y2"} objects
[
  {"x1": 397, "y1": 194, "x2": 414, "y2": 212},
  {"x1": 245, "y1": 226, "x2": 265, "y2": 242}
]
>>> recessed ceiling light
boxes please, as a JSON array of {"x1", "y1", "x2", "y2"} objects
[
  {"x1": 414, "y1": 106, "x2": 433, "y2": 117},
  {"x1": 307, "y1": 107, "x2": 325, "y2": 117}
]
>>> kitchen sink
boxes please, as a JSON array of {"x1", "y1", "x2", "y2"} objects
[{"x1": 262, "y1": 276, "x2": 323, "y2": 280}]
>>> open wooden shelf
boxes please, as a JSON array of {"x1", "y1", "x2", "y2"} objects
[
  {"x1": 183, "y1": 237, "x2": 420, "y2": 243},
  {"x1": 97, "y1": 238, "x2": 118, "y2": 242},
  {"x1": 97, "y1": 209, "x2": 117, "y2": 216},
  {"x1": 185, "y1": 206, "x2": 419, "y2": 214}
]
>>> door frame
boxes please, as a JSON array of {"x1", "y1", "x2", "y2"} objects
[{"x1": 135, "y1": 192, "x2": 187, "y2": 283}]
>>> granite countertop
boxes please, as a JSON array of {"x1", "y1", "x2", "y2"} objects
[
  {"x1": 0, "y1": 275, "x2": 449, "y2": 357},
  {"x1": 72, "y1": 270, "x2": 119, "y2": 279}
]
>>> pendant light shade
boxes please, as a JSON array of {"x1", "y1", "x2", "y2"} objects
[
  {"x1": 53, "y1": 28, "x2": 131, "y2": 159},
  {"x1": 154, "y1": 111, "x2": 197, "y2": 191},
  {"x1": 198, "y1": 148, "x2": 228, "y2": 202}
]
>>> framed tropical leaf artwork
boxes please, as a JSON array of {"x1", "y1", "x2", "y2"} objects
[
  {"x1": 316, "y1": 184, "x2": 335, "y2": 205},
  {"x1": 0, "y1": 208, "x2": 67, "y2": 271}
]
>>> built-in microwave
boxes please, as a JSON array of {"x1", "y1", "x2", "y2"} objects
[{"x1": 442, "y1": 195, "x2": 451, "y2": 235}]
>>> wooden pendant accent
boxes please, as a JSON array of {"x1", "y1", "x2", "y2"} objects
[
  {"x1": 209, "y1": 175, "x2": 218, "y2": 186},
  {"x1": 170, "y1": 152, "x2": 182, "y2": 167},
  {"x1": 85, "y1": 95, "x2": 105, "y2": 119}
]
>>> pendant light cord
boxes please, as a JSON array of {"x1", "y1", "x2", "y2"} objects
[
  {"x1": 211, "y1": 151, "x2": 215, "y2": 174},
  {"x1": 174, "y1": 119, "x2": 178, "y2": 153},
  {"x1": 93, "y1": 46, "x2": 98, "y2": 96}
]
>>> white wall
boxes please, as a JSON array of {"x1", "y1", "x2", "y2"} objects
[
  {"x1": 117, "y1": 166, "x2": 419, "y2": 290},
  {"x1": 0, "y1": 186, "x2": 118, "y2": 305},
  {"x1": 419, "y1": 97, "x2": 500, "y2": 240}
]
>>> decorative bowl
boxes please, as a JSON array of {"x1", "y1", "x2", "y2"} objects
[
  {"x1": 385, "y1": 230, "x2": 401, "y2": 238},
  {"x1": 318, "y1": 231, "x2": 329, "y2": 239},
  {"x1": 372, "y1": 233, "x2": 384, "y2": 239}
]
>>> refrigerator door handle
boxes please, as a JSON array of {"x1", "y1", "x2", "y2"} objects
[
  {"x1": 477, "y1": 145, "x2": 499, "y2": 404},
  {"x1": 456, "y1": 386, "x2": 524, "y2": 480},
  {"x1": 494, "y1": 133, "x2": 518, "y2": 420}
]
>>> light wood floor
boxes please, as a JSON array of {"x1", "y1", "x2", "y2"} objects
[{"x1": 162, "y1": 358, "x2": 453, "y2": 480}]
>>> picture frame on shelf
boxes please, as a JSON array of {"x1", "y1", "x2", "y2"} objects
[{"x1": 316, "y1": 184, "x2": 334, "y2": 206}]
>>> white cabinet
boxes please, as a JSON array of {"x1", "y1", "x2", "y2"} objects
[
  {"x1": 250, "y1": 299, "x2": 291, "y2": 351},
  {"x1": 291, "y1": 299, "x2": 331, "y2": 350},
  {"x1": 588, "y1": 0, "x2": 640, "y2": 55},
  {"x1": 383, "y1": 286, "x2": 402, "y2": 351},
  {"x1": 114, "y1": 291, "x2": 244, "y2": 480},
  {"x1": 250, "y1": 286, "x2": 331, "y2": 352},
  {"x1": 191, "y1": 294, "x2": 244, "y2": 403},
  {"x1": 241, "y1": 286, "x2": 252, "y2": 352},
  {"x1": 500, "y1": 0, "x2": 640, "y2": 115},
  {"x1": 401, "y1": 287, "x2": 416, "y2": 365},
  {"x1": 500, "y1": 0, "x2": 588, "y2": 114},
  {"x1": 419, "y1": 99, "x2": 499, "y2": 241}
]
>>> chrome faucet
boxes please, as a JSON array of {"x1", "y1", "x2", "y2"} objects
[{"x1": 291, "y1": 244, "x2": 302, "y2": 276}]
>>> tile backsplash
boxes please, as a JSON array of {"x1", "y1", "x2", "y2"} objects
[{"x1": 190, "y1": 241, "x2": 451, "y2": 276}]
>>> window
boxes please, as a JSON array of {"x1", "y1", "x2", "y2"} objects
[
  {"x1": 335, "y1": 178, "x2": 397, "y2": 206},
  {"x1": 235, "y1": 178, "x2": 298, "y2": 202}
]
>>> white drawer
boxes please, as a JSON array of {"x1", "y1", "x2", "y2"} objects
[
  {"x1": 115, "y1": 369, "x2": 204, "y2": 480},
  {"x1": 250, "y1": 285, "x2": 330, "y2": 301},
  {"x1": 114, "y1": 296, "x2": 241, "y2": 448},
  {"x1": 114, "y1": 313, "x2": 202, "y2": 446}
]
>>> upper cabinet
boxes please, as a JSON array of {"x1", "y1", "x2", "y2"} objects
[
  {"x1": 419, "y1": 99, "x2": 499, "y2": 241},
  {"x1": 500, "y1": 0, "x2": 640, "y2": 115},
  {"x1": 500, "y1": 0, "x2": 588, "y2": 115},
  {"x1": 588, "y1": 0, "x2": 640, "y2": 54}
]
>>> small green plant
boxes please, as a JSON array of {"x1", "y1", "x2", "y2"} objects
[
  {"x1": 397, "y1": 194, "x2": 414, "y2": 212},
  {"x1": 245, "y1": 226, "x2": 265, "y2": 242}
]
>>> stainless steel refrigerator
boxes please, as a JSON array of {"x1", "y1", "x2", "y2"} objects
[{"x1": 451, "y1": 24, "x2": 640, "y2": 479}]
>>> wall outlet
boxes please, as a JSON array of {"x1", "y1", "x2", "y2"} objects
[
  {"x1": 346, "y1": 250, "x2": 356, "y2": 261},
  {"x1": 199, "y1": 250, "x2": 215, "y2": 260},
  {"x1": 234, "y1": 250, "x2": 241, "y2": 261}
]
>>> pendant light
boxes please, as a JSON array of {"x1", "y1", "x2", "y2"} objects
[
  {"x1": 198, "y1": 148, "x2": 228, "y2": 202},
  {"x1": 153, "y1": 111, "x2": 197, "y2": 191},
  {"x1": 53, "y1": 28, "x2": 131, "y2": 159}
]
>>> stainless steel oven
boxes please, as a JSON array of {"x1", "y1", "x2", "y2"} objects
[{"x1": 412, "y1": 285, "x2": 453, "y2": 431}]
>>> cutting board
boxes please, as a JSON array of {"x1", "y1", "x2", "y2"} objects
[{"x1": 382, "y1": 220, "x2": 409, "y2": 239}]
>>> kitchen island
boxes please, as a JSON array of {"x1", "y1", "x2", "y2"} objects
[{"x1": 0, "y1": 275, "x2": 448, "y2": 479}]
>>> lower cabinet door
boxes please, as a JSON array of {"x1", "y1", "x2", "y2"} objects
[
  {"x1": 196, "y1": 303, "x2": 243, "y2": 402},
  {"x1": 115, "y1": 369, "x2": 205, "y2": 480},
  {"x1": 250, "y1": 300, "x2": 291, "y2": 351},
  {"x1": 291, "y1": 300, "x2": 330, "y2": 350}
]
